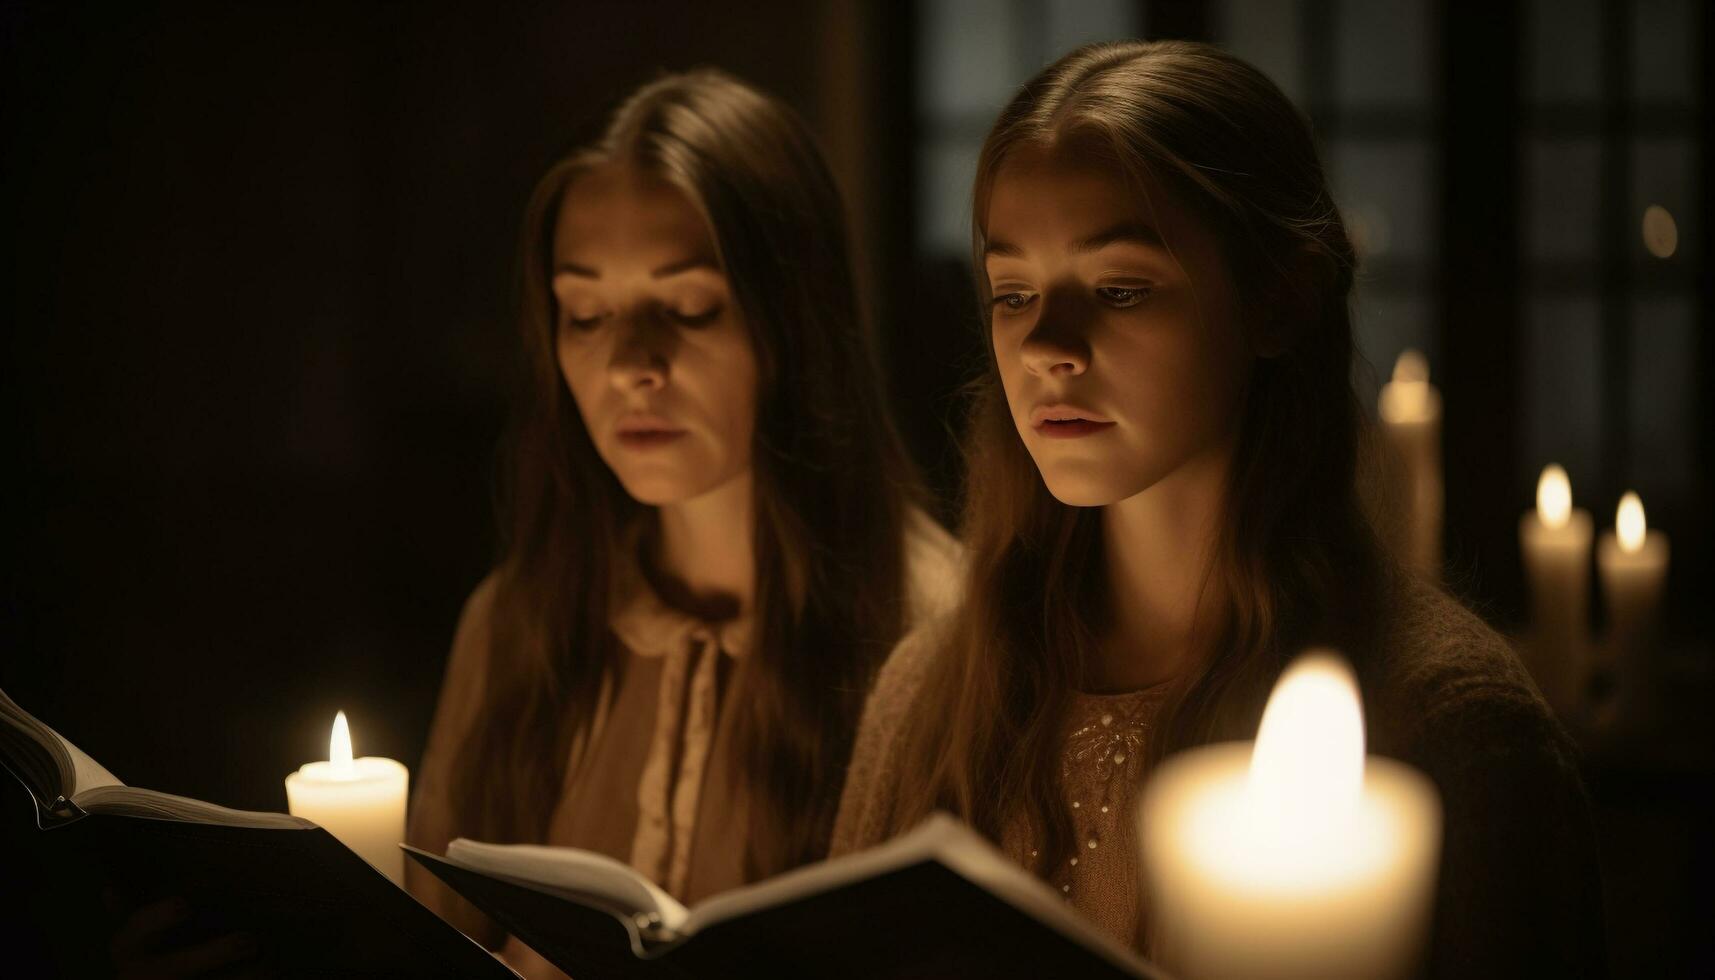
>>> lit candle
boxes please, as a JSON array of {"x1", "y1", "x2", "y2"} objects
[
  {"x1": 1140, "y1": 653, "x2": 1442, "y2": 980},
  {"x1": 1377, "y1": 349, "x2": 1443, "y2": 579},
  {"x1": 1518, "y1": 464, "x2": 1594, "y2": 716},
  {"x1": 285, "y1": 711, "x2": 409, "y2": 885},
  {"x1": 1596, "y1": 492, "x2": 1669, "y2": 701}
]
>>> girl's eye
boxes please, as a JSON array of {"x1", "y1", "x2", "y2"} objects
[
  {"x1": 670, "y1": 305, "x2": 723, "y2": 327},
  {"x1": 565, "y1": 312, "x2": 606, "y2": 331},
  {"x1": 1096, "y1": 285, "x2": 1148, "y2": 308},
  {"x1": 991, "y1": 291, "x2": 1036, "y2": 314}
]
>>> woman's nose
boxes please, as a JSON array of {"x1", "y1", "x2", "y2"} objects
[
  {"x1": 1019, "y1": 300, "x2": 1090, "y2": 377},
  {"x1": 607, "y1": 317, "x2": 670, "y2": 391}
]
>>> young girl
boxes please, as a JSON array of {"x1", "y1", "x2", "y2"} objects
[
  {"x1": 833, "y1": 41, "x2": 1604, "y2": 975},
  {"x1": 407, "y1": 70, "x2": 957, "y2": 977}
]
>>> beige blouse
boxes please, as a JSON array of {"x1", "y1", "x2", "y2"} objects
[{"x1": 407, "y1": 510, "x2": 961, "y2": 963}]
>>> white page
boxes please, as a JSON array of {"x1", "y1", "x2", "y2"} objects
[
  {"x1": 446, "y1": 838, "x2": 687, "y2": 931},
  {"x1": 57, "y1": 730, "x2": 122, "y2": 797}
]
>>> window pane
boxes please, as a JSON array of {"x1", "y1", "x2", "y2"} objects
[
  {"x1": 1629, "y1": 295, "x2": 1695, "y2": 495},
  {"x1": 1522, "y1": 291, "x2": 1603, "y2": 492},
  {"x1": 919, "y1": 135, "x2": 980, "y2": 258},
  {"x1": 1332, "y1": 0, "x2": 1431, "y2": 108},
  {"x1": 1526, "y1": 0, "x2": 1600, "y2": 105},
  {"x1": 1329, "y1": 138, "x2": 1434, "y2": 266},
  {"x1": 1046, "y1": 0, "x2": 1138, "y2": 56},
  {"x1": 1631, "y1": 0, "x2": 1696, "y2": 103},
  {"x1": 919, "y1": 0, "x2": 1025, "y2": 119},
  {"x1": 1525, "y1": 138, "x2": 1601, "y2": 261},
  {"x1": 1217, "y1": 0, "x2": 1307, "y2": 107}
]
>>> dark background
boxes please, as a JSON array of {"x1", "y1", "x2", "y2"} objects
[{"x1": 3, "y1": 2, "x2": 1709, "y2": 976}]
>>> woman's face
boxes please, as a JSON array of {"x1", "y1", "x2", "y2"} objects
[
  {"x1": 984, "y1": 146, "x2": 1253, "y2": 507},
  {"x1": 551, "y1": 164, "x2": 758, "y2": 506}
]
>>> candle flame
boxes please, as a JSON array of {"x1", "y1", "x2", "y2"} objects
[
  {"x1": 330, "y1": 710, "x2": 355, "y2": 778},
  {"x1": 1392, "y1": 348, "x2": 1429, "y2": 385},
  {"x1": 1249, "y1": 652, "x2": 1365, "y2": 828},
  {"x1": 1536, "y1": 464, "x2": 1572, "y2": 530},
  {"x1": 1617, "y1": 491, "x2": 1646, "y2": 553}
]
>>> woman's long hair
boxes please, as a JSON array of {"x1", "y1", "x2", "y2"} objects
[
  {"x1": 450, "y1": 69, "x2": 918, "y2": 879},
  {"x1": 891, "y1": 41, "x2": 1393, "y2": 873}
]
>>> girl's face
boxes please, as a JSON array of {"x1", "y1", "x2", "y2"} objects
[
  {"x1": 552, "y1": 164, "x2": 758, "y2": 506},
  {"x1": 984, "y1": 146, "x2": 1253, "y2": 507}
]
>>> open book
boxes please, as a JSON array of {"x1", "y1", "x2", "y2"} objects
[
  {"x1": 0, "y1": 686, "x2": 511, "y2": 977},
  {"x1": 406, "y1": 813, "x2": 1168, "y2": 979}
]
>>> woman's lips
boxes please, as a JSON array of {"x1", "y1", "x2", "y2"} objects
[
  {"x1": 615, "y1": 414, "x2": 687, "y2": 449},
  {"x1": 1035, "y1": 418, "x2": 1116, "y2": 439},
  {"x1": 617, "y1": 429, "x2": 687, "y2": 449},
  {"x1": 1030, "y1": 403, "x2": 1116, "y2": 439}
]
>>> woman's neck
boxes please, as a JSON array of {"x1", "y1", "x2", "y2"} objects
[
  {"x1": 1094, "y1": 444, "x2": 1232, "y2": 693},
  {"x1": 652, "y1": 469, "x2": 757, "y2": 617}
]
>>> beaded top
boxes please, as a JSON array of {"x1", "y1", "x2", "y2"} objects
[{"x1": 1003, "y1": 684, "x2": 1170, "y2": 947}]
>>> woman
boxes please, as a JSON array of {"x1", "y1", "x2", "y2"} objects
[
  {"x1": 408, "y1": 70, "x2": 958, "y2": 977},
  {"x1": 833, "y1": 41, "x2": 1604, "y2": 976}
]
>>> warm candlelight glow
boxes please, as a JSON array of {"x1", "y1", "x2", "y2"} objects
[
  {"x1": 287, "y1": 709, "x2": 410, "y2": 884},
  {"x1": 1537, "y1": 464, "x2": 1572, "y2": 530},
  {"x1": 1142, "y1": 650, "x2": 1442, "y2": 979},
  {"x1": 1616, "y1": 492, "x2": 1646, "y2": 554},
  {"x1": 1379, "y1": 349, "x2": 1435, "y2": 423},
  {"x1": 1392, "y1": 348, "x2": 1428, "y2": 386},
  {"x1": 1249, "y1": 652, "x2": 1365, "y2": 830},
  {"x1": 330, "y1": 710, "x2": 355, "y2": 779}
]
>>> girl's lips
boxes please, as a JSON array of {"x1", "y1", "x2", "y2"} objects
[
  {"x1": 616, "y1": 429, "x2": 687, "y2": 449},
  {"x1": 1035, "y1": 418, "x2": 1117, "y2": 439}
]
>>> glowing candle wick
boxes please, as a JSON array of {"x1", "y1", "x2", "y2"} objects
[
  {"x1": 1248, "y1": 652, "x2": 1366, "y2": 834},
  {"x1": 1536, "y1": 464, "x2": 1572, "y2": 530},
  {"x1": 1392, "y1": 349, "x2": 1429, "y2": 386},
  {"x1": 1616, "y1": 492, "x2": 1646, "y2": 554},
  {"x1": 330, "y1": 710, "x2": 355, "y2": 779}
]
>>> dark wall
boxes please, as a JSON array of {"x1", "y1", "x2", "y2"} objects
[{"x1": 1, "y1": 3, "x2": 864, "y2": 815}]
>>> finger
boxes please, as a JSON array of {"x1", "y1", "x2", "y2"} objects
[{"x1": 110, "y1": 897, "x2": 189, "y2": 955}]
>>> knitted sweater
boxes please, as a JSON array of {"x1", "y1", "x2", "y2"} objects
[{"x1": 830, "y1": 578, "x2": 1608, "y2": 978}]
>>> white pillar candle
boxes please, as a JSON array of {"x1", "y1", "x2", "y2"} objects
[
  {"x1": 1140, "y1": 653, "x2": 1442, "y2": 980},
  {"x1": 1518, "y1": 464, "x2": 1594, "y2": 716},
  {"x1": 285, "y1": 711, "x2": 409, "y2": 885},
  {"x1": 1378, "y1": 349, "x2": 1443, "y2": 579},
  {"x1": 1596, "y1": 491, "x2": 1670, "y2": 695}
]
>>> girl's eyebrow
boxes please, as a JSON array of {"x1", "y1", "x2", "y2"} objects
[
  {"x1": 1074, "y1": 221, "x2": 1166, "y2": 253},
  {"x1": 983, "y1": 222, "x2": 1167, "y2": 260},
  {"x1": 551, "y1": 255, "x2": 720, "y2": 281}
]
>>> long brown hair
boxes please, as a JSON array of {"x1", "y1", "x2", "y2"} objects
[
  {"x1": 893, "y1": 41, "x2": 1392, "y2": 872},
  {"x1": 451, "y1": 69, "x2": 918, "y2": 878}
]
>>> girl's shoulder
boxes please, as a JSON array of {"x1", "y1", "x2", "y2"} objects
[
  {"x1": 832, "y1": 614, "x2": 955, "y2": 855},
  {"x1": 1366, "y1": 577, "x2": 1568, "y2": 763},
  {"x1": 1365, "y1": 581, "x2": 1605, "y2": 973}
]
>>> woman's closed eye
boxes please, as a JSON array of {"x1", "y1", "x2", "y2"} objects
[
  {"x1": 668, "y1": 302, "x2": 724, "y2": 327},
  {"x1": 1095, "y1": 284, "x2": 1150, "y2": 308}
]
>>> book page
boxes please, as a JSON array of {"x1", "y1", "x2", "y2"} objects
[
  {"x1": 57, "y1": 729, "x2": 123, "y2": 797},
  {"x1": 445, "y1": 838, "x2": 687, "y2": 932},
  {"x1": 77, "y1": 784, "x2": 313, "y2": 830}
]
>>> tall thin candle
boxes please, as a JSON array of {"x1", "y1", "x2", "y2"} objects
[{"x1": 1518, "y1": 465, "x2": 1593, "y2": 716}]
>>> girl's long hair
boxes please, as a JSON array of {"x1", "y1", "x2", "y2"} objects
[
  {"x1": 450, "y1": 69, "x2": 918, "y2": 878},
  {"x1": 891, "y1": 41, "x2": 1393, "y2": 873}
]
